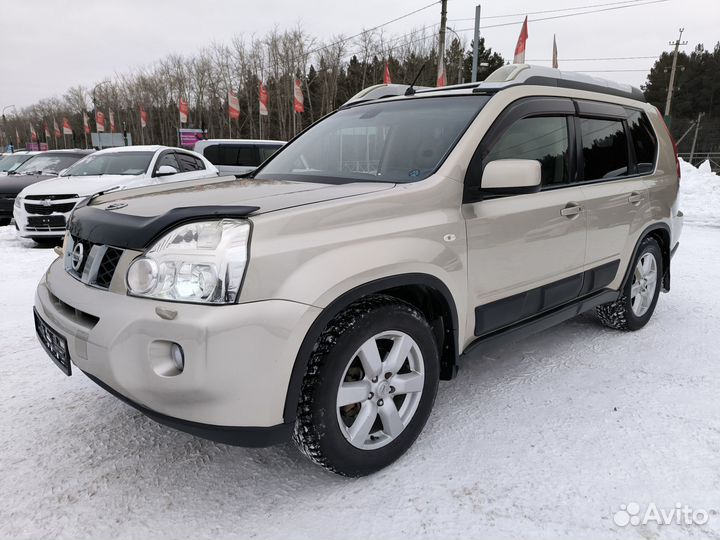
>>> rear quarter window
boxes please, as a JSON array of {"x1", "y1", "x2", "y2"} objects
[{"x1": 626, "y1": 110, "x2": 658, "y2": 174}]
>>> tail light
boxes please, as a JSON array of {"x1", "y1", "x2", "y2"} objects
[{"x1": 655, "y1": 107, "x2": 680, "y2": 181}]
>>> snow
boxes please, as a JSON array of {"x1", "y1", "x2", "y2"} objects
[
  {"x1": 679, "y1": 158, "x2": 720, "y2": 226},
  {"x1": 2, "y1": 165, "x2": 720, "y2": 539}
]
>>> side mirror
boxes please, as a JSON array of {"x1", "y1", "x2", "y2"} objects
[
  {"x1": 156, "y1": 165, "x2": 178, "y2": 177},
  {"x1": 481, "y1": 159, "x2": 541, "y2": 196}
]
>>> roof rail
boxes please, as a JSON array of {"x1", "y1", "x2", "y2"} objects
[{"x1": 472, "y1": 64, "x2": 646, "y2": 102}]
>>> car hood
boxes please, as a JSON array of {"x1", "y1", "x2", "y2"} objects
[
  {"x1": 0, "y1": 173, "x2": 58, "y2": 195},
  {"x1": 89, "y1": 175, "x2": 395, "y2": 217},
  {"x1": 18, "y1": 174, "x2": 141, "y2": 198}
]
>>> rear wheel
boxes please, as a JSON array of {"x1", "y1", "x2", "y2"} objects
[
  {"x1": 596, "y1": 236, "x2": 663, "y2": 331},
  {"x1": 293, "y1": 295, "x2": 440, "y2": 476}
]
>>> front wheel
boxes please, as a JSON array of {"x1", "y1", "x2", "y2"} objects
[
  {"x1": 293, "y1": 295, "x2": 440, "y2": 477},
  {"x1": 596, "y1": 236, "x2": 663, "y2": 331}
]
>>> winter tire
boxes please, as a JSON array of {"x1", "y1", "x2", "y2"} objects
[
  {"x1": 293, "y1": 295, "x2": 440, "y2": 477},
  {"x1": 596, "y1": 236, "x2": 663, "y2": 331}
]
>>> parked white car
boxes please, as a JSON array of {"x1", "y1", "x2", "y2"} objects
[{"x1": 14, "y1": 145, "x2": 218, "y2": 243}]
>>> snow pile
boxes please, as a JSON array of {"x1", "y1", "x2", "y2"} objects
[{"x1": 679, "y1": 158, "x2": 720, "y2": 226}]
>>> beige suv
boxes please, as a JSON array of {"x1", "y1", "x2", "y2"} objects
[{"x1": 34, "y1": 65, "x2": 683, "y2": 477}]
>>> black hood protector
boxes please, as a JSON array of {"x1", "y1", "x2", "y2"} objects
[{"x1": 68, "y1": 204, "x2": 260, "y2": 250}]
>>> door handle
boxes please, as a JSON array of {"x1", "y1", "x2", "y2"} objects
[
  {"x1": 561, "y1": 202, "x2": 583, "y2": 218},
  {"x1": 628, "y1": 192, "x2": 643, "y2": 205}
]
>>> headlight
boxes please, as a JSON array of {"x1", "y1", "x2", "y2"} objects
[
  {"x1": 14, "y1": 197, "x2": 21, "y2": 209},
  {"x1": 126, "y1": 219, "x2": 250, "y2": 304}
]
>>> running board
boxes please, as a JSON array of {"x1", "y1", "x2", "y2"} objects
[{"x1": 461, "y1": 289, "x2": 619, "y2": 358}]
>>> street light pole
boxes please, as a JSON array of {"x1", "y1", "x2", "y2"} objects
[
  {"x1": 471, "y1": 4, "x2": 481, "y2": 82},
  {"x1": 446, "y1": 27, "x2": 464, "y2": 84}
]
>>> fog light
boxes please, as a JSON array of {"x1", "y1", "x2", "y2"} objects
[{"x1": 170, "y1": 343, "x2": 185, "y2": 372}]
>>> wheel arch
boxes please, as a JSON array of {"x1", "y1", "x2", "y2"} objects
[
  {"x1": 622, "y1": 222, "x2": 672, "y2": 292},
  {"x1": 283, "y1": 273, "x2": 459, "y2": 423}
]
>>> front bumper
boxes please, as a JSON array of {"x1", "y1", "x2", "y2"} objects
[
  {"x1": 0, "y1": 195, "x2": 15, "y2": 218},
  {"x1": 14, "y1": 201, "x2": 74, "y2": 238},
  {"x1": 34, "y1": 257, "x2": 321, "y2": 444}
]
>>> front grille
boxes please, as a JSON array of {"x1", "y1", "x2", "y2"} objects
[
  {"x1": 95, "y1": 247, "x2": 123, "y2": 288},
  {"x1": 25, "y1": 202, "x2": 76, "y2": 215},
  {"x1": 65, "y1": 235, "x2": 124, "y2": 290},
  {"x1": 25, "y1": 194, "x2": 78, "y2": 201},
  {"x1": 27, "y1": 215, "x2": 66, "y2": 229}
]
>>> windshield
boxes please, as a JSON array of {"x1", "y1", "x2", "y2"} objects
[
  {"x1": 0, "y1": 154, "x2": 33, "y2": 172},
  {"x1": 14, "y1": 154, "x2": 84, "y2": 175},
  {"x1": 255, "y1": 95, "x2": 490, "y2": 183},
  {"x1": 62, "y1": 152, "x2": 154, "y2": 177}
]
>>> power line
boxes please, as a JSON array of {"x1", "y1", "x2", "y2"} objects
[
  {"x1": 571, "y1": 69, "x2": 649, "y2": 72},
  {"x1": 305, "y1": 1, "x2": 440, "y2": 58},
  {"x1": 449, "y1": 0, "x2": 652, "y2": 21},
  {"x1": 456, "y1": 0, "x2": 670, "y2": 32},
  {"x1": 527, "y1": 55, "x2": 658, "y2": 61}
]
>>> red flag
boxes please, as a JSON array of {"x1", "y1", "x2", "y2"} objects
[
  {"x1": 293, "y1": 78, "x2": 304, "y2": 113},
  {"x1": 44, "y1": 122, "x2": 51, "y2": 139},
  {"x1": 384, "y1": 61, "x2": 392, "y2": 84},
  {"x1": 179, "y1": 97, "x2": 189, "y2": 123},
  {"x1": 109, "y1": 110, "x2": 116, "y2": 133},
  {"x1": 95, "y1": 111, "x2": 105, "y2": 132},
  {"x1": 63, "y1": 117, "x2": 73, "y2": 135},
  {"x1": 228, "y1": 90, "x2": 240, "y2": 120},
  {"x1": 436, "y1": 61, "x2": 447, "y2": 88},
  {"x1": 259, "y1": 82, "x2": 269, "y2": 116},
  {"x1": 513, "y1": 16, "x2": 529, "y2": 64},
  {"x1": 552, "y1": 34, "x2": 559, "y2": 69},
  {"x1": 30, "y1": 124, "x2": 38, "y2": 142},
  {"x1": 140, "y1": 106, "x2": 148, "y2": 128},
  {"x1": 53, "y1": 118, "x2": 61, "y2": 138},
  {"x1": 83, "y1": 112, "x2": 90, "y2": 134}
]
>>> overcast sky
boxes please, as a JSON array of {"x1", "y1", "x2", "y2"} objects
[{"x1": 1, "y1": 0, "x2": 718, "y2": 110}]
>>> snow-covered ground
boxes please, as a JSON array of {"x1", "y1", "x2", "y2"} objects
[{"x1": 1, "y1": 163, "x2": 720, "y2": 539}]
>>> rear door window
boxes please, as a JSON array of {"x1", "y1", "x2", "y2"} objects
[
  {"x1": 484, "y1": 116, "x2": 570, "y2": 187},
  {"x1": 176, "y1": 152, "x2": 205, "y2": 171},
  {"x1": 626, "y1": 110, "x2": 657, "y2": 174},
  {"x1": 579, "y1": 118, "x2": 629, "y2": 181}
]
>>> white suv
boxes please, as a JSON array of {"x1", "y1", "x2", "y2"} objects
[{"x1": 14, "y1": 145, "x2": 218, "y2": 243}]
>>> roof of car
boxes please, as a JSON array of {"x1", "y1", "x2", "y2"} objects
[
  {"x1": 92, "y1": 145, "x2": 165, "y2": 154},
  {"x1": 38, "y1": 149, "x2": 94, "y2": 155},
  {"x1": 343, "y1": 64, "x2": 646, "y2": 107},
  {"x1": 194, "y1": 139, "x2": 286, "y2": 145}
]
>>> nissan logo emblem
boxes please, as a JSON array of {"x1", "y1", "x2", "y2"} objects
[
  {"x1": 71, "y1": 243, "x2": 84, "y2": 271},
  {"x1": 105, "y1": 201, "x2": 128, "y2": 210}
]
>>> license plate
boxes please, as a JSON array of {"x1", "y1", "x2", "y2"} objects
[{"x1": 33, "y1": 308, "x2": 71, "y2": 376}]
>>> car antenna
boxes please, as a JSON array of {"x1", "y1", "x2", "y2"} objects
[{"x1": 405, "y1": 64, "x2": 426, "y2": 96}]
